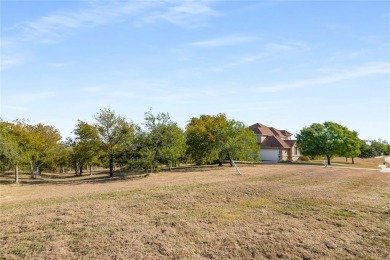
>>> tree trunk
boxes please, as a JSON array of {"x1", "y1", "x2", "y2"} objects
[
  {"x1": 79, "y1": 165, "x2": 83, "y2": 176},
  {"x1": 352, "y1": 157, "x2": 355, "y2": 164},
  {"x1": 90, "y1": 165, "x2": 92, "y2": 175},
  {"x1": 327, "y1": 156, "x2": 331, "y2": 166},
  {"x1": 109, "y1": 155, "x2": 114, "y2": 177},
  {"x1": 74, "y1": 162, "x2": 79, "y2": 176},
  {"x1": 15, "y1": 163, "x2": 19, "y2": 183},
  {"x1": 30, "y1": 161, "x2": 34, "y2": 178},
  {"x1": 345, "y1": 157, "x2": 348, "y2": 163},
  {"x1": 227, "y1": 152, "x2": 233, "y2": 167},
  {"x1": 218, "y1": 160, "x2": 223, "y2": 166}
]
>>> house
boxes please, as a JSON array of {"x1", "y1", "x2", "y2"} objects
[{"x1": 249, "y1": 123, "x2": 300, "y2": 162}]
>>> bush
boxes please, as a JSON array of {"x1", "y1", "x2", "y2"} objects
[{"x1": 298, "y1": 156, "x2": 310, "y2": 162}]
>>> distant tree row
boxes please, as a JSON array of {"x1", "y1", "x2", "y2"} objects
[
  {"x1": 359, "y1": 139, "x2": 390, "y2": 158},
  {"x1": 1, "y1": 110, "x2": 387, "y2": 182},
  {"x1": 296, "y1": 121, "x2": 389, "y2": 165},
  {"x1": 0, "y1": 108, "x2": 259, "y2": 182}
]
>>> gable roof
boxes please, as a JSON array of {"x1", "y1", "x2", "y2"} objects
[
  {"x1": 269, "y1": 127, "x2": 285, "y2": 138},
  {"x1": 279, "y1": 130, "x2": 292, "y2": 136},
  {"x1": 249, "y1": 122, "x2": 296, "y2": 149},
  {"x1": 262, "y1": 135, "x2": 291, "y2": 148},
  {"x1": 284, "y1": 140, "x2": 297, "y2": 148},
  {"x1": 249, "y1": 123, "x2": 275, "y2": 136}
]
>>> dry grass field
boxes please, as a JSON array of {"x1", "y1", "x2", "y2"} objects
[
  {"x1": 309, "y1": 156, "x2": 388, "y2": 169},
  {"x1": 1, "y1": 164, "x2": 389, "y2": 259}
]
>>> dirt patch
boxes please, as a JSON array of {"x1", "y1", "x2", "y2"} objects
[{"x1": 1, "y1": 165, "x2": 389, "y2": 259}]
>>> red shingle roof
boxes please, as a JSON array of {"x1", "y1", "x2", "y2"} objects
[
  {"x1": 249, "y1": 123, "x2": 274, "y2": 136},
  {"x1": 269, "y1": 127, "x2": 284, "y2": 137},
  {"x1": 279, "y1": 130, "x2": 292, "y2": 136},
  {"x1": 262, "y1": 135, "x2": 291, "y2": 148},
  {"x1": 284, "y1": 140, "x2": 296, "y2": 148},
  {"x1": 250, "y1": 123, "x2": 296, "y2": 149}
]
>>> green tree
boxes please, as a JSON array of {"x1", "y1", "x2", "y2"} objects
[
  {"x1": 142, "y1": 111, "x2": 186, "y2": 171},
  {"x1": 186, "y1": 114, "x2": 258, "y2": 166},
  {"x1": 297, "y1": 121, "x2": 359, "y2": 165},
  {"x1": 26, "y1": 123, "x2": 62, "y2": 177},
  {"x1": 370, "y1": 140, "x2": 387, "y2": 156},
  {"x1": 339, "y1": 130, "x2": 361, "y2": 164},
  {"x1": 359, "y1": 140, "x2": 375, "y2": 158},
  {"x1": 222, "y1": 119, "x2": 259, "y2": 165},
  {"x1": 94, "y1": 108, "x2": 135, "y2": 177},
  {"x1": 73, "y1": 120, "x2": 101, "y2": 175},
  {"x1": 0, "y1": 120, "x2": 61, "y2": 179},
  {"x1": 54, "y1": 141, "x2": 72, "y2": 174},
  {"x1": 0, "y1": 121, "x2": 23, "y2": 182}
]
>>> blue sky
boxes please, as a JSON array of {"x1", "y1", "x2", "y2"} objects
[{"x1": 1, "y1": 0, "x2": 389, "y2": 141}]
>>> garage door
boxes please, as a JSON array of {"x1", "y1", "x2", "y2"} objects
[{"x1": 260, "y1": 149, "x2": 279, "y2": 162}]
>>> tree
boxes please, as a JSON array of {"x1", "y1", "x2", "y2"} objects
[
  {"x1": 296, "y1": 121, "x2": 360, "y2": 165},
  {"x1": 370, "y1": 140, "x2": 387, "y2": 156},
  {"x1": 222, "y1": 119, "x2": 259, "y2": 165},
  {"x1": 359, "y1": 140, "x2": 375, "y2": 158},
  {"x1": 339, "y1": 130, "x2": 361, "y2": 164},
  {"x1": 54, "y1": 141, "x2": 72, "y2": 174},
  {"x1": 186, "y1": 114, "x2": 258, "y2": 166},
  {"x1": 73, "y1": 120, "x2": 101, "y2": 175},
  {"x1": 0, "y1": 120, "x2": 61, "y2": 180},
  {"x1": 25, "y1": 123, "x2": 62, "y2": 178},
  {"x1": 0, "y1": 121, "x2": 23, "y2": 182},
  {"x1": 142, "y1": 111, "x2": 186, "y2": 171},
  {"x1": 94, "y1": 108, "x2": 135, "y2": 177}
]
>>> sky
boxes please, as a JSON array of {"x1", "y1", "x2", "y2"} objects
[{"x1": 1, "y1": 0, "x2": 389, "y2": 141}]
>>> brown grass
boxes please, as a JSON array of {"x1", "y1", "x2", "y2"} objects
[
  {"x1": 308, "y1": 156, "x2": 388, "y2": 169},
  {"x1": 1, "y1": 165, "x2": 389, "y2": 259}
]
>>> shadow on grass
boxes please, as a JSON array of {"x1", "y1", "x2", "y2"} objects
[{"x1": 0, "y1": 171, "x2": 148, "y2": 186}]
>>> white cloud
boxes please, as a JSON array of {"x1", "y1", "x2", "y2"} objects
[
  {"x1": 209, "y1": 41, "x2": 306, "y2": 71},
  {"x1": 17, "y1": 1, "x2": 153, "y2": 43},
  {"x1": 13, "y1": 1, "x2": 218, "y2": 43},
  {"x1": 258, "y1": 62, "x2": 390, "y2": 93},
  {"x1": 0, "y1": 56, "x2": 23, "y2": 71},
  {"x1": 2, "y1": 0, "x2": 219, "y2": 69},
  {"x1": 0, "y1": 40, "x2": 25, "y2": 70},
  {"x1": 1, "y1": 105, "x2": 28, "y2": 111},
  {"x1": 265, "y1": 42, "x2": 306, "y2": 52},
  {"x1": 141, "y1": 1, "x2": 218, "y2": 27},
  {"x1": 191, "y1": 35, "x2": 255, "y2": 47}
]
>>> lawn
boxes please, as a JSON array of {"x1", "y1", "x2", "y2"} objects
[
  {"x1": 1, "y1": 164, "x2": 389, "y2": 259},
  {"x1": 305, "y1": 156, "x2": 388, "y2": 169}
]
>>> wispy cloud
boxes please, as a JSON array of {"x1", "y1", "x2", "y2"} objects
[
  {"x1": 0, "y1": 40, "x2": 25, "y2": 70},
  {"x1": 210, "y1": 41, "x2": 307, "y2": 71},
  {"x1": 140, "y1": 1, "x2": 218, "y2": 27},
  {"x1": 16, "y1": 1, "x2": 153, "y2": 43},
  {"x1": 258, "y1": 62, "x2": 390, "y2": 93},
  {"x1": 0, "y1": 56, "x2": 23, "y2": 71},
  {"x1": 1, "y1": 105, "x2": 28, "y2": 112},
  {"x1": 191, "y1": 35, "x2": 255, "y2": 47},
  {"x1": 2, "y1": 0, "x2": 218, "y2": 69},
  {"x1": 13, "y1": 1, "x2": 218, "y2": 42},
  {"x1": 2, "y1": 91, "x2": 59, "y2": 113}
]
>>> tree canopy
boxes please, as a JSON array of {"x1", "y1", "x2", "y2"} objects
[
  {"x1": 186, "y1": 113, "x2": 259, "y2": 166},
  {"x1": 94, "y1": 108, "x2": 136, "y2": 177},
  {"x1": 296, "y1": 121, "x2": 362, "y2": 165}
]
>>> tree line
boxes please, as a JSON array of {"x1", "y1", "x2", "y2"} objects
[
  {"x1": 296, "y1": 121, "x2": 390, "y2": 165},
  {"x1": 0, "y1": 108, "x2": 259, "y2": 182},
  {"x1": 1, "y1": 109, "x2": 388, "y2": 183}
]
